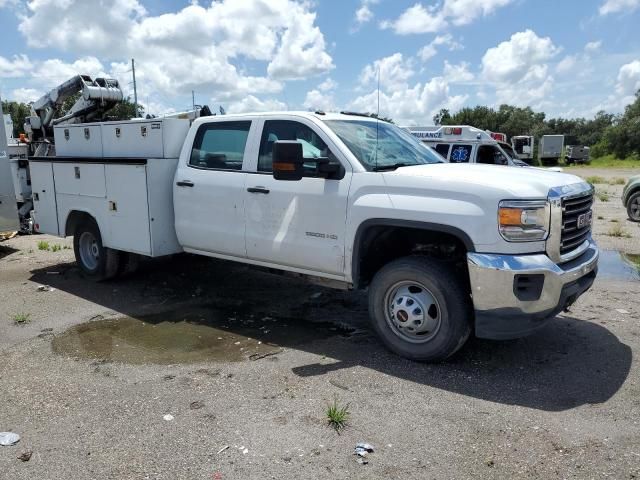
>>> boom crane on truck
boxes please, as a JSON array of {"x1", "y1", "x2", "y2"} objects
[{"x1": 25, "y1": 74, "x2": 123, "y2": 155}]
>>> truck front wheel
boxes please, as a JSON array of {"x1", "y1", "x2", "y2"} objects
[
  {"x1": 368, "y1": 256, "x2": 472, "y2": 362},
  {"x1": 627, "y1": 192, "x2": 640, "y2": 222},
  {"x1": 73, "y1": 218, "x2": 120, "y2": 280}
]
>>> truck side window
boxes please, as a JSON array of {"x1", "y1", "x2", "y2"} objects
[
  {"x1": 449, "y1": 144, "x2": 472, "y2": 163},
  {"x1": 190, "y1": 121, "x2": 251, "y2": 170},
  {"x1": 478, "y1": 145, "x2": 508, "y2": 165},
  {"x1": 258, "y1": 120, "x2": 340, "y2": 176},
  {"x1": 434, "y1": 143, "x2": 450, "y2": 159}
]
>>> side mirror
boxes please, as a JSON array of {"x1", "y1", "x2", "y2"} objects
[{"x1": 272, "y1": 141, "x2": 304, "y2": 181}]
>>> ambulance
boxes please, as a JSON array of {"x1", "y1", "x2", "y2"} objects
[{"x1": 404, "y1": 125, "x2": 516, "y2": 166}]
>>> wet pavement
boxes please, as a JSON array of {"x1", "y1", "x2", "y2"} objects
[
  {"x1": 598, "y1": 250, "x2": 640, "y2": 281},
  {"x1": 52, "y1": 306, "x2": 355, "y2": 364}
]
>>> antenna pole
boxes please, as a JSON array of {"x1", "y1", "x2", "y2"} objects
[
  {"x1": 375, "y1": 66, "x2": 380, "y2": 168},
  {"x1": 131, "y1": 58, "x2": 138, "y2": 116}
]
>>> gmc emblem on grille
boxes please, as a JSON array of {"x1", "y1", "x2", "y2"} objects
[{"x1": 577, "y1": 211, "x2": 593, "y2": 229}]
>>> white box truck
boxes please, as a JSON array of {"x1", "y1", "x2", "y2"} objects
[
  {"x1": 0, "y1": 100, "x2": 20, "y2": 234},
  {"x1": 29, "y1": 112, "x2": 598, "y2": 361},
  {"x1": 539, "y1": 135, "x2": 564, "y2": 165}
]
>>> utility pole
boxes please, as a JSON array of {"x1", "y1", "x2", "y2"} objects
[
  {"x1": 131, "y1": 58, "x2": 138, "y2": 116},
  {"x1": 192, "y1": 90, "x2": 195, "y2": 111}
]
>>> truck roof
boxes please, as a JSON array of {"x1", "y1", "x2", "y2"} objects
[
  {"x1": 402, "y1": 125, "x2": 496, "y2": 143},
  {"x1": 191, "y1": 111, "x2": 381, "y2": 125}
]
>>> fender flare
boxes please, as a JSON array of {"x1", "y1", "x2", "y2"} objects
[{"x1": 351, "y1": 218, "x2": 475, "y2": 287}]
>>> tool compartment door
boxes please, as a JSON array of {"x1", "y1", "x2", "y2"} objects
[
  {"x1": 29, "y1": 161, "x2": 59, "y2": 235},
  {"x1": 104, "y1": 164, "x2": 152, "y2": 255}
]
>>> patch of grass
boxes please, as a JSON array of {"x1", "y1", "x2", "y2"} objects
[
  {"x1": 585, "y1": 176, "x2": 606, "y2": 185},
  {"x1": 63, "y1": 245, "x2": 71, "y2": 250},
  {"x1": 571, "y1": 154, "x2": 640, "y2": 168},
  {"x1": 326, "y1": 398, "x2": 350, "y2": 432},
  {"x1": 37, "y1": 240, "x2": 50, "y2": 251},
  {"x1": 609, "y1": 177, "x2": 627, "y2": 185},
  {"x1": 51, "y1": 244, "x2": 61, "y2": 252},
  {"x1": 610, "y1": 219, "x2": 619, "y2": 223},
  {"x1": 606, "y1": 224, "x2": 632, "y2": 238},
  {"x1": 12, "y1": 312, "x2": 31, "y2": 325},
  {"x1": 597, "y1": 191, "x2": 610, "y2": 202},
  {"x1": 597, "y1": 215, "x2": 604, "y2": 220}
]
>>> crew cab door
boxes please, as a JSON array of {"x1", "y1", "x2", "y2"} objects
[
  {"x1": 244, "y1": 119, "x2": 351, "y2": 276},
  {"x1": 174, "y1": 120, "x2": 256, "y2": 258}
]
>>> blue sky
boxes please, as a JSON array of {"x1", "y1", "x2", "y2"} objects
[{"x1": 0, "y1": 0, "x2": 639, "y2": 124}]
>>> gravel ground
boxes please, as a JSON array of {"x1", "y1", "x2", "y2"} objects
[{"x1": 1, "y1": 167, "x2": 639, "y2": 479}]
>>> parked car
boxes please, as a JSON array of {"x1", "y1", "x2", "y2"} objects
[{"x1": 623, "y1": 175, "x2": 640, "y2": 222}]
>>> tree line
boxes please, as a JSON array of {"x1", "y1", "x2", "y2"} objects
[{"x1": 433, "y1": 90, "x2": 640, "y2": 160}]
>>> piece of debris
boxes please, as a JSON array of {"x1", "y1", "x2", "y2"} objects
[
  {"x1": 354, "y1": 442, "x2": 374, "y2": 457},
  {"x1": 163, "y1": 414, "x2": 174, "y2": 421},
  {"x1": 616, "y1": 308, "x2": 629, "y2": 314},
  {"x1": 37, "y1": 285, "x2": 55, "y2": 292},
  {"x1": 0, "y1": 432, "x2": 20, "y2": 446},
  {"x1": 242, "y1": 448, "x2": 249, "y2": 454},
  {"x1": 17, "y1": 448, "x2": 33, "y2": 462},
  {"x1": 45, "y1": 271, "x2": 60, "y2": 275},
  {"x1": 357, "y1": 457, "x2": 368, "y2": 465},
  {"x1": 310, "y1": 292, "x2": 322, "y2": 299},
  {"x1": 249, "y1": 350, "x2": 282, "y2": 361},
  {"x1": 217, "y1": 445, "x2": 229, "y2": 454},
  {"x1": 189, "y1": 401, "x2": 204, "y2": 410}
]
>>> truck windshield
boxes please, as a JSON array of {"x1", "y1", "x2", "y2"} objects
[{"x1": 324, "y1": 119, "x2": 444, "y2": 171}]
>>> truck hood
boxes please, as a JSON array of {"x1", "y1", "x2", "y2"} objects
[{"x1": 383, "y1": 163, "x2": 586, "y2": 198}]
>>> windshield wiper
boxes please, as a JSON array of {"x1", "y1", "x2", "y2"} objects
[{"x1": 372, "y1": 162, "x2": 410, "y2": 172}]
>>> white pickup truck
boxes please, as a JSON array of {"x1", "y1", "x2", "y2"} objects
[{"x1": 29, "y1": 111, "x2": 599, "y2": 361}]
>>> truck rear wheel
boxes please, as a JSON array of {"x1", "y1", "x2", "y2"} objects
[
  {"x1": 73, "y1": 218, "x2": 120, "y2": 280},
  {"x1": 628, "y1": 192, "x2": 640, "y2": 222},
  {"x1": 368, "y1": 256, "x2": 472, "y2": 362}
]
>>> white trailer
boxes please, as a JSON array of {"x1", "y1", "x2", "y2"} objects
[
  {"x1": 539, "y1": 135, "x2": 564, "y2": 165},
  {"x1": 511, "y1": 135, "x2": 534, "y2": 162},
  {"x1": 0, "y1": 101, "x2": 20, "y2": 234}
]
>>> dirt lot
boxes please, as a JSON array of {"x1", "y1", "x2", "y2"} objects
[{"x1": 1, "y1": 167, "x2": 639, "y2": 479}]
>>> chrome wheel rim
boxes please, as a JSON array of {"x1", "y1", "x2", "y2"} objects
[
  {"x1": 79, "y1": 231, "x2": 100, "y2": 271},
  {"x1": 384, "y1": 281, "x2": 442, "y2": 343},
  {"x1": 631, "y1": 197, "x2": 640, "y2": 220}
]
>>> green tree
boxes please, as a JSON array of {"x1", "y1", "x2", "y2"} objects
[{"x1": 1, "y1": 100, "x2": 31, "y2": 137}]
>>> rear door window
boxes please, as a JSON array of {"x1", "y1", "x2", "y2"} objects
[
  {"x1": 434, "y1": 143, "x2": 451, "y2": 159},
  {"x1": 190, "y1": 121, "x2": 252, "y2": 170},
  {"x1": 449, "y1": 144, "x2": 472, "y2": 163}
]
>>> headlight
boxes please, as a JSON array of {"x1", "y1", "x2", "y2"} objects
[{"x1": 498, "y1": 200, "x2": 549, "y2": 242}]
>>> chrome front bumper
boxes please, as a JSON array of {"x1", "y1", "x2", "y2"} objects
[{"x1": 467, "y1": 239, "x2": 599, "y2": 339}]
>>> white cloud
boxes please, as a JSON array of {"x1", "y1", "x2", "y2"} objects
[
  {"x1": 616, "y1": 60, "x2": 640, "y2": 96},
  {"x1": 481, "y1": 30, "x2": 559, "y2": 83},
  {"x1": 359, "y1": 53, "x2": 415, "y2": 90},
  {"x1": 418, "y1": 34, "x2": 463, "y2": 61},
  {"x1": 599, "y1": 0, "x2": 640, "y2": 15},
  {"x1": 556, "y1": 55, "x2": 577, "y2": 74},
  {"x1": 354, "y1": 0, "x2": 378, "y2": 26},
  {"x1": 9, "y1": 87, "x2": 40, "y2": 103},
  {"x1": 318, "y1": 78, "x2": 338, "y2": 92},
  {"x1": 481, "y1": 30, "x2": 559, "y2": 106},
  {"x1": 303, "y1": 89, "x2": 335, "y2": 111},
  {"x1": 350, "y1": 54, "x2": 467, "y2": 124},
  {"x1": 0, "y1": 54, "x2": 33, "y2": 78},
  {"x1": 443, "y1": 61, "x2": 474, "y2": 82},
  {"x1": 584, "y1": 40, "x2": 602, "y2": 53},
  {"x1": 381, "y1": 0, "x2": 513, "y2": 35},
  {"x1": 226, "y1": 95, "x2": 287, "y2": 114},
  {"x1": 13, "y1": 0, "x2": 334, "y2": 102}
]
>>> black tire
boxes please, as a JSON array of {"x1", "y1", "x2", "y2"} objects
[
  {"x1": 368, "y1": 256, "x2": 472, "y2": 362},
  {"x1": 73, "y1": 218, "x2": 120, "y2": 280},
  {"x1": 627, "y1": 191, "x2": 640, "y2": 222}
]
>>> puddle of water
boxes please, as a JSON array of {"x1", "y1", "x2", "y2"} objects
[
  {"x1": 52, "y1": 306, "x2": 354, "y2": 364},
  {"x1": 598, "y1": 251, "x2": 640, "y2": 282}
]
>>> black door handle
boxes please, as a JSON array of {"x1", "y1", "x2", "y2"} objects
[
  {"x1": 247, "y1": 187, "x2": 270, "y2": 194},
  {"x1": 176, "y1": 180, "x2": 194, "y2": 187}
]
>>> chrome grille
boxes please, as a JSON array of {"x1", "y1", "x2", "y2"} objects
[{"x1": 560, "y1": 193, "x2": 593, "y2": 255}]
